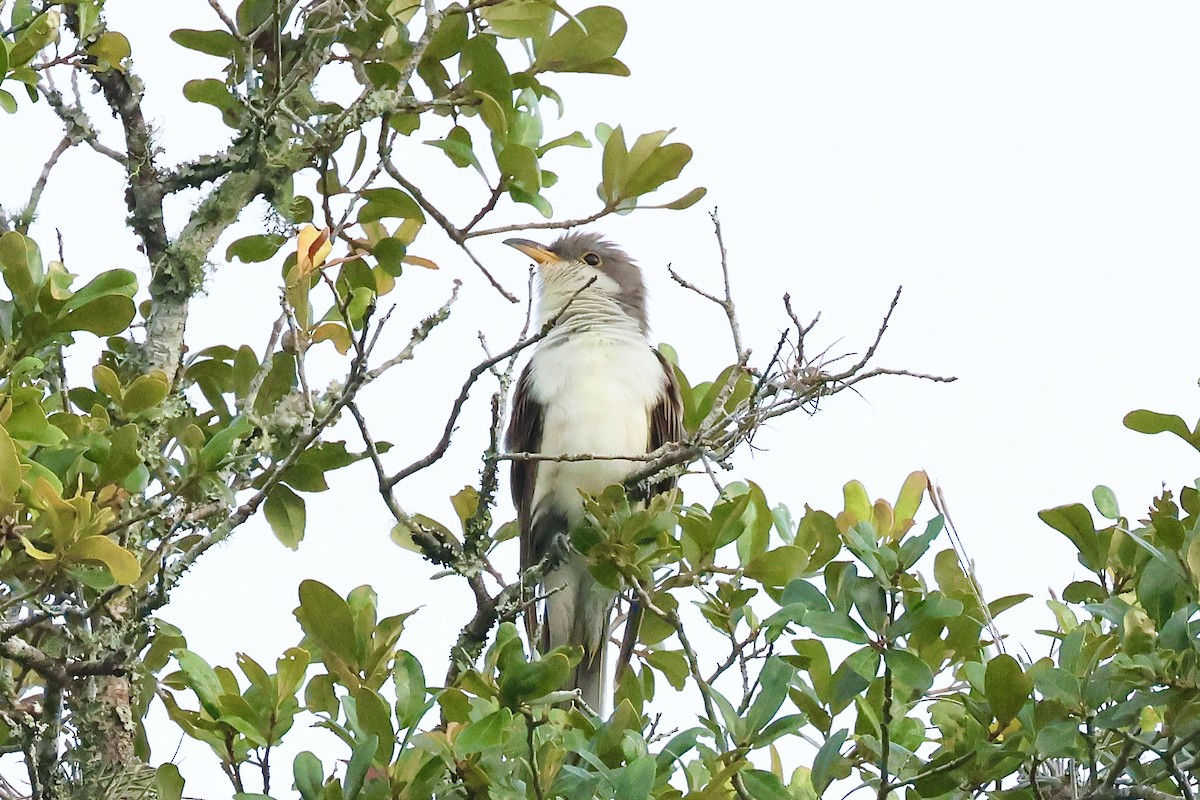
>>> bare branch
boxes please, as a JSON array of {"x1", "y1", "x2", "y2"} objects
[
  {"x1": 366, "y1": 280, "x2": 462, "y2": 380},
  {"x1": 35, "y1": 82, "x2": 125, "y2": 164},
  {"x1": 13, "y1": 137, "x2": 71, "y2": 235},
  {"x1": 378, "y1": 154, "x2": 518, "y2": 302},
  {"x1": 206, "y1": 0, "x2": 243, "y2": 36},
  {"x1": 667, "y1": 209, "x2": 745, "y2": 360},
  {"x1": 465, "y1": 206, "x2": 615, "y2": 240}
]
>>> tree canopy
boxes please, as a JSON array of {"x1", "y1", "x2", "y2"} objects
[{"x1": 1, "y1": 3, "x2": 1199, "y2": 800}]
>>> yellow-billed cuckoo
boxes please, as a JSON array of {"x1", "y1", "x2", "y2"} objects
[{"x1": 504, "y1": 232, "x2": 683, "y2": 711}]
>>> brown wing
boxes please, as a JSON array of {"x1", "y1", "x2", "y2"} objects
[
  {"x1": 648, "y1": 349, "x2": 685, "y2": 494},
  {"x1": 618, "y1": 350, "x2": 685, "y2": 679},
  {"x1": 505, "y1": 361, "x2": 543, "y2": 575}
]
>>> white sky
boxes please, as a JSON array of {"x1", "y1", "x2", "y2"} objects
[{"x1": 6, "y1": 2, "x2": 1200, "y2": 795}]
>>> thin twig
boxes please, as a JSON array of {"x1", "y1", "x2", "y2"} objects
[
  {"x1": 207, "y1": 0, "x2": 244, "y2": 37},
  {"x1": 378, "y1": 156, "x2": 518, "y2": 302},
  {"x1": 15, "y1": 136, "x2": 72, "y2": 234},
  {"x1": 666, "y1": 209, "x2": 745, "y2": 360},
  {"x1": 465, "y1": 207, "x2": 614, "y2": 239}
]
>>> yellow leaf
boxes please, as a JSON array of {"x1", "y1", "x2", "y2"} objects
[
  {"x1": 295, "y1": 225, "x2": 332, "y2": 279},
  {"x1": 837, "y1": 480, "x2": 871, "y2": 533},
  {"x1": 0, "y1": 425, "x2": 25, "y2": 516},
  {"x1": 871, "y1": 499, "x2": 894, "y2": 542},
  {"x1": 311, "y1": 323, "x2": 352, "y2": 355},
  {"x1": 402, "y1": 254, "x2": 439, "y2": 270},
  {"x1": 1187, "y1": 535, "x2": 1200, "y2": 592},
  {"x1": 288, "y1": 226, "x2": 330, "y2": 332},
  {"x1": 20, "y1": 535, "x2": 56, "y2": 561},
  {"x1": 93, "y1": 364, "x2": 123, "y2": 402},
  {"x1": 29, "y1": 478, "x2": 77, "y2": 548},
  {"x1": 894, "y1": 470, "x2": 929, "y2": 527},
  {"x1": 68, "y1": 536, "x2": 140, "y2": 584}
]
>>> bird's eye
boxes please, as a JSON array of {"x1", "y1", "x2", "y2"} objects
[{"x1": 583, "y1": 252, "x2": 601, "y2": 266}]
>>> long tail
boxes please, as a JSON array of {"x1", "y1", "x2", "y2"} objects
[
  {"x1": 573, "y1": 639, "x2": 606, "y2": 712},
  {"x1": 615, "y1": 596, "x2": 642, "y2": 683},
  {"x1": 543, "y1": 559, "x2": 615, "y2": 712}
]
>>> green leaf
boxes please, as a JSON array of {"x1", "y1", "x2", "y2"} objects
[
  {"x1": 641, "y1": 186, "x2": 707, "y2": 210},
  {"x1": 293, "y1": 752, "x2": 324, "y2": 800},
  {"x1": 9, "y1": 11, "x2": 59, "y2": 67},
  {"x1": 0, "y1": 426, "x2": 24, "y2": 514},
  {"x1": 455, "y1": 708, "x2": 512, "y2": 754},
  {"x1": 622, "y1": 142, "x2": 693, "y2": 199},
  {"x1": 744, "y1": 657, "x2": 794, "y2": 737},
  {"x1": 534, "y1": 7, "x2": 627, "y2": 74},
  {"x1": 296, "y1": 580, "x2": 359, "y2": 671},
  {"x1": 498, "y1": 143, "x2": 541, "y2": 194},
  {"x1": 1038, "y1": 504, "x2": 1102, "y2": 572},
  {"x1": 199, "y1": 416, "x2": 253, "y2": 469},
  {"x1": 87, "y1": 31, "x2": 130, "y2": 70},
  {"x1": 897, "y1": 514, "x2": 944, "y2": 569},
  {"x1": 1187, "y1": 535, "x2": 1200, "y2": 592},
  {"x1": 884, "y1": 649, "x2": 934, "y2": 695},
  {"x1": 0, "y1": 231, "x2": 39, "y2": 302},
  {"x1": 280, "y1": 464, "x2": 330, "y2": 493},
  {"x1": 64, "y1": 268, "x2": 137, "y2": 310},
  {"x1": 170, "y1": 28, "x2": 240, "y2": 58},
  {"x1": 235, "y1": 0, "x2": 275, "y2": 36},
  {"x1": 481, "y1": 0, "x2": 554, "y2": 40},
  {"x1": 277, "y1": 647, "x2": 308, "y2": 702},
  {"x1": 745, "y1": 545, "x2": 809, "y2": 589},
  {"x1": 349, "y1": 686, "x2": 394, "y2": 762},
  {"x1": 67, "y1": 537, "x2": 140, "y2": 584},
  {"x1": 600, "y1": 123, "x2": 627, "y2": 203},
  {"x1": 612, "y1": 756, "x2": 655, "y2": 800},
  {"x1": 1124, "y1": 409, "x2": 1200, "y2": 452},
  {"x1": 53, "y1": 295, "x2": 136, "y2": 336},
  {"x1": 226, "y1": 234, "x2": 287, "y2": 264},
  {"x1": 537, "y1": 130, "x2": 591, "y2": 156},
  {"x1": 754, "y1": 713, "x2": 809, "y2": 748},
  {"x1": 343, "y1": 733, "x2": 377, "y2": 800},
  {"x1": 423, "y1": 7, "x2": 467, "y2": 61},
  {"x1": 739, "y1": 770, "x2": 791, "y2": 800},
  {"x1": 182, "y1": 78, "x2": 243, "y2": 125},
  {"x1": 1092, "y1": 485, "x2": 1120, "y2": 519},
  {"x1": 829, "y1": 647, "x2": 879, "y2": 710},
  {"x1": 424, "y1": 126, "x2": 484, "y2": 176},
  {"x1": 357, "y1": 188, "x2": 424, "y2": 224},
  {"x1": 803, "y1": 610, "x2": 870, "y2": 645},
  {"x1": 644, "y1": 650, "x2": 688, "y2": 691},
  {"x1": 121, "y1": 372, "x2": 170, "y2": 414},
  {"x1": 984, "y1": 654, "x2": 1031, "y2": 725},
  {"x1": 1062, "y1": 580, "x2": 1106, "y2": 604},
  {"x1": 499, "y1": 651, "x2": 572, "y2": 705},
  {"x1": 0, "y1": 89, "x2": 17, "y2": 114},
  {"x1": 842, "y1": 480, "x2": 872, "y2": 526},
  {"x1": 1136, "y1": 553, "x2": 1183, "y2": 627},
  {"x1": 155, "y1": 764, "x2": 185, "y2": 800},
  {"x1": 811, "y1": 729, "x2": 849, "y2": 795},
  {"x1": 989, "y1": 593, "x2": 1033, "y2": 617},
  {"x1": 174, "y1": 649, "x2": 224, "y2": 718},
  {"x1": 265, "y1": 484, "x2": 306, "y2": 549}
]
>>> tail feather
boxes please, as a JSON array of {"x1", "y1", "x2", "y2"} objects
[
  {"x1": 543, "y1": 558, "x2": 616, "y2": 713},
  {"x1": 573, "y1": 642, "x2": 606, "y2": 712}
]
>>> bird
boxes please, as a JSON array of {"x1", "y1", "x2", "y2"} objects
[{"x1": 503, "y1": 232, "x2": 683, "y2": 712}]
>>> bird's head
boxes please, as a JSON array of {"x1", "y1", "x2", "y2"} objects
[{"x1": 504, "y1": 232, "x2": 648, "y2": 331}]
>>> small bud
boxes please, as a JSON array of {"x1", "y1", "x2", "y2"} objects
[{"x1": 281, "y1": 329, "x2": 309, "y2": 354}]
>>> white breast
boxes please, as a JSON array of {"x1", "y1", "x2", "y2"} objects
[{"x1": 529, "y1": 331, "x2": 666, "y2": 522}]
